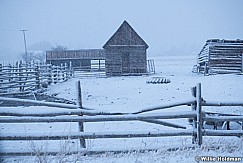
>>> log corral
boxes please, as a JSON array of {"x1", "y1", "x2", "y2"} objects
[{"x1": 197, "y1": 39, "x2": 243, "y2": 75}]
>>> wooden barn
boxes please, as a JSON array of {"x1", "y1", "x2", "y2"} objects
[
  {"x1": 103, "y1": 20, "x2": 149, "y2": 76},
  {"x1": 197, "y1": 39, "x2": 243, "y2": 75},
  {"x1": 46, "y1": 21, "x2": 153, "y2": 76},
  {"x1": 46, "y1": 49, "x2": 105, "y2": 70}
]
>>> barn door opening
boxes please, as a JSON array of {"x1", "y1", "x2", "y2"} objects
[{"x1": 122, "y1": 52, "x2": 130, "y2": 73}]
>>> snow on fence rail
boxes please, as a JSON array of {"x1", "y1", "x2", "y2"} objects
[
  {"x1": 0, "y1": 83, "x2": 243, "y2": 156},
  {"x1": 0, "y1": 61, "x2": 73, "y2": 96}
]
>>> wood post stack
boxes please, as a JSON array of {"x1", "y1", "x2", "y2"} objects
[{"x1": 197, "y1": 39, "x2": 243, "y2": 75}]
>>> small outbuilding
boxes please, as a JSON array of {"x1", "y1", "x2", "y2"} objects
[
  {"x1": 197, "y1": 39, "x2": 243, "y2": 75},
  {"x1": 103, "y1": 21, "x2": 149, "y2": 76},
  {"x1": 46, "y1": 49, "x2": 105, "y2": 70}
]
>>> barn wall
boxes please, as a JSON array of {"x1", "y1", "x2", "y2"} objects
[
  {"x1": 208, "y1": 45, "x2": 243, "y2": 74},
  {"x1": 105, "y1": 46, "x2": 147, "y2": 76},
  {"x1": 129, "y1": 47, "x2": 147, "y2": 73},
  {"x1": 105, "y1": 47, "x2": 122, "y2": 76}
]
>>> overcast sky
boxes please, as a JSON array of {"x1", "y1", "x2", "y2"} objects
[{"x1": 0, "y1": 0, "x2": 243, "y2": 61}]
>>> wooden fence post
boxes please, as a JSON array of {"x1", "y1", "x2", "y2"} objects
[
  {"x1": 35, "y1": 65, "x2": 40, "y2": 90},
  {"x1": 196, "y1": 83, "x2": 202, "y2": 146},
  {"x1": 191, "y1": 86, "x2": 197, "y2": 144},
  {"x1": 52, "y1": 65, "x2": 56, "y2": 84},
  {"x1": 60, "y1": 63, "x2": 64, "y2": 81},
  {"x1": 64, "y1": 63, "x2": 67, "y2": 81},
  {"x1": 57, "y1": 65, "x2": 60, "y2": 83},
  {"x1": 70, "y1": 61, "x2": 74, "y2": 77},
  {"x1": 48, "y1": 64, "x2": 52, "y2": 85},
  {"x1": 0, "y1": 63, "x2": 2, "y2": 86},
  {"x1": 18, "y1": 61, "x2": 24, "y2": 91},
  {"x1": 76, "y1": 80, "x2": 86, "y2": 148}
]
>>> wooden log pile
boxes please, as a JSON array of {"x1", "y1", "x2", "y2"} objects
[{"x1": 197, "y1": 39, "x2": 243, "y2": 75}]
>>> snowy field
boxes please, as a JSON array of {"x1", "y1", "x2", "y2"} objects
[{"x1": 1, "y1": 55, "x2": 243, "y2": 162}]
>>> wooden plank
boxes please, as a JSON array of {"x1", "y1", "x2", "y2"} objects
[
  {"x1": 203, "y1": 116, "x2": 243, "y2": 122},
  {"x1": 133, "y1": 98, "x2": 196, "y2": 114},
  {"x1": 0, "y1": 97, "x2": 79, "y2": 109},
  {"x1": 0, "y1": 147, "x2": 196, "y2": 156},
  {"x1": 202, "y1": 101, "x2": 243, "y2": 106},
  {"x1": 0, "y1": 129, "x2": 194, "y2": 140},
  {"x1": 0, "y1": 108, "x2": 127, "y2": 117},
  {"x1": 203, "y1": 129, "x2": 243, "y2": 137},
  {"x1": 141, "y1": 119, "x2": 186, "y2": 129},
  {"x1": 0, "y1": 111, "x2": 197, "y2": 123}
]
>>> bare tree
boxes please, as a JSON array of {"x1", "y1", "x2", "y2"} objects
[
  {"x1": 51, "y1": 45, "x2": 68, "y2": 51},
  {"x1": 20, "y1": 51, "x2": 45, "y2": 63}
]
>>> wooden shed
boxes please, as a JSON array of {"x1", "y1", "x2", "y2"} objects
[
  {"x1": 103, "y1": 20, "x2": 149, "y2": 76},
  {"x1": 46, "y1": 49, "x2": 105, "y2": 70},
  {"x1": 197, "y1": 39, "x2": 243, "y2": 75}
]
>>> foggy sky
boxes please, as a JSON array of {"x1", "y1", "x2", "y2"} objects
[{"x1": 0, "y1": 0, "x2": 243, "y2": 61}]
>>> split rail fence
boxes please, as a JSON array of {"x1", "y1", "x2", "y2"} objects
[
  {"x1": 0, "y1": 83, "x2": 243, "y2": 156},
  {"x1": 0, "y1": 61, "x2": 73, "y2": 96}
]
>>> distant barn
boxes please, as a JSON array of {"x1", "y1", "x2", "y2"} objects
[
  {"x1": 46, "y1": 20, "x2": 153, "y2": 76},
  {"x1": 103, "y1": 20, "x2": 149, "y2": 76},
  {"x1": 197, "y1": 39, "x2": 243, "y2": 75}
]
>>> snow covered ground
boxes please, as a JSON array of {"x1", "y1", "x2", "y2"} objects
[{"x1": 1, "y1": 55, "x2": 243, "y2": 162}]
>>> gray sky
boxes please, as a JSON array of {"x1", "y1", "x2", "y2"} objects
[{"x1": 0, "y1": 0, "x2": 243, "y2": 61}]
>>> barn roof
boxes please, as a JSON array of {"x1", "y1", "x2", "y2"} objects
[
  {"x1": 103, "y1": 20, "x2": 149, "y2": 49},
  {"x1": 206, "y1": 39, "x2": 243, "y2": 43},
  {"x1": 46, "y1": 49, "x2": 105, "y2": 60}
]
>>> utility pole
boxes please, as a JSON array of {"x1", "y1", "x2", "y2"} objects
[{"x1": 20, "y1": 29, "x2": 28, "y2": 61}]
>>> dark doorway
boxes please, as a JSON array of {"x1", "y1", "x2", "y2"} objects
[{"x1": 122, "y1": 52, "x2": 130, "y2": 73}]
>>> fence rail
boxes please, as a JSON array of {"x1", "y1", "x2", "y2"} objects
[
  {"x1": 0, "y1": 61, "x2": 73, "y2": 95},
  {"x1": 0, "y1": 82, "x2": 243, "y2": 156}
]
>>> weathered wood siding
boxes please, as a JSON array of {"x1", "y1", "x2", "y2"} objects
[
  {"x1": 46, "y1": 49, "x2": 105, "y2": 61},
  {"x1": 129, "y1": 47, "x2": 147, "y2": 73},
  {"x1": 197, "y1": 39, "x2": 243, "y2": 74},
  {"x1": 105, "y1": 46, "x2": 147, "y2": 76},
  {"x1": 105, "y1": 47, "x2": 122, "y2": 75}
]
